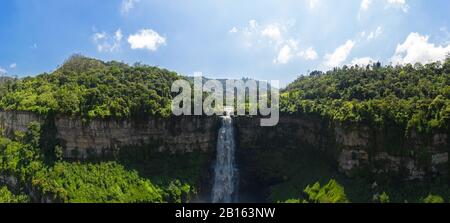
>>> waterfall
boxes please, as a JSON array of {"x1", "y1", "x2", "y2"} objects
[{"x1": 211, "y1": 114, "x2": 238, "y2": 203}]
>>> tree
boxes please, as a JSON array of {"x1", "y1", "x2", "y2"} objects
[
  {"x1": 0, "y1": 187, "x2": 29, "y2": 203},
  {"x1": 373, "y1": 192, "x2": 390, "y2": 203},
  {"x1": 423, "y1": 194, "x2": 444, "y2": 203},
  {"x1": 303, "y1": 179, "x2": 349, "y2": 203}
]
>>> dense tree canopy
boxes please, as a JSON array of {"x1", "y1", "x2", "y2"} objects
[
  {"x1": 0, "y1": 55, "x2": 181, "y2": 119},
  {"x1": 281, "y1": 59, "x2": 450, "y2": 135},
  {"x1": 0, "y1": 186, "x2": 28, "y2": 203}
]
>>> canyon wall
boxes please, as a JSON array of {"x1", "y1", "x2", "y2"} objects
[
  {"x1": 0, "y1": 111, "x2": 448, "y2": 180},
  {"x1": 234, "y1": 115, "x2": 448, "y2": 180},
  {"x1": 0, "y1": 111, "x2": 219, "y2": 159}
]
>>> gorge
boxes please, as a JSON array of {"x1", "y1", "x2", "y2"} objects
[{"x1": 0, "y1": 109, "x2": 448, "y2": 202}]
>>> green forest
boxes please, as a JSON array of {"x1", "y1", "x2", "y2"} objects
[
  {"x1": 280, "y1": 59, "x2": 450, "y2": 136},
  {"x1": 0, "y1": 55, "x2": 180, "y2": 119},
  {"x1": 0, "y1": 55, "x2": 449, "y2": 203}
]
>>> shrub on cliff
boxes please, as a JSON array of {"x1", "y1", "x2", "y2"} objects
[
  {"x1": 423, "y1": 194, "x2": 445, "y2": 203},
  {"x1": 302, "y1": 179, "x2": 349, "y2": 203},
  {"x1": 373, "y1": 192, "x2": 390, "y2": 203}
]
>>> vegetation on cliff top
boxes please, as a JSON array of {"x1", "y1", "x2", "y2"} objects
[
  {"x1": 1, "y1": 54, "x2": 448, "y2": 134},
  {"x1": 0, "y1": 55, "x2": 180, "y2": 119},
  {"x1": 281, "y1": 58, "x2": 450, "y2": 135}
]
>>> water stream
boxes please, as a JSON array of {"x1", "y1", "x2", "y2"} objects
[{"x1": 211, "y1": 114, "x2": 239, "y2": 203}]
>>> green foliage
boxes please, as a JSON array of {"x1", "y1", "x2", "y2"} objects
[
  {"x1": 303, "y1": 179, "x2": 349, "y2": 203},
  {"x1": 423, "y1": 194, "x2": 444, "y2": 203},
  {"x1": 0, "y1": 186, "x2": 29, "y2": 203},
  {"x1": 0, "y1": 133, "x2": 44, "y2": 184},
  {"x1": 282, "y1": 199, "x2": 302, "y2": 203},
  {"x1": 32, "y1": 162, "x2": 165, "y2": 203},
  {"x1": 281, "y1": 59, "x2": 450, "y2": 135},
  {"x1": 373, "y1": 192, "x2": 390, "y2": 203},
  {"x1": 163, "y1": 180, "x2": 193, "y2": 203},
  {"x1": 0, "y1": 123, "x2": 195, "y2": 203},
  {"x1": 0, "y1": 55, "x2": 181, "y2": 119}
]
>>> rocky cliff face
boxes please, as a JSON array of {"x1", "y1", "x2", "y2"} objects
[
  {"x1": 54, "y1": 115, "x2": 219, "y2": 158},
  {"x1": 0, "y1": 111, "x2": 42, "y2": 134},
  {"x1": 0, "y1": 111, "x2": 219, "y2": 159},
  {"x1": 234, "y1": 115, "x2": 448, "y2": 180},
  {"x1": 1, "y1": 111, "x2": 448, "y2": 180}
]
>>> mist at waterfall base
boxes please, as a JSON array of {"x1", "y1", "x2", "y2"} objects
[{"x1": 211, "y1": 115, "x2": 239, "y2": 203}]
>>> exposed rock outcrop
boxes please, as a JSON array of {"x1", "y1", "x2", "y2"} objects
[
  {"x1": 55, "y1": 115, "x2": 219, "y2": 158},
  {"x1": 0, "y1": 111, "x2": 448, "y2": 180},
  {"x1": 234, "y1": 115, "x2": 448, "y2": 180},
  {"x1": 0, "y1": 111, "x2": 219, "y2": 159}
]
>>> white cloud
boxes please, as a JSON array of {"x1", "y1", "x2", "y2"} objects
[
  {"x1": 229, "y1": 27, "x2": 238, "y2": 34},
  {"x1": 249, "y1": 20, "x2": 258, "y2": 29},
  {"x1": 92, "y1": 28, "x2": 123, "y2": 52},
  {"x1": 299, "y1": 47, "x2": 319, "y2": 60},
  {"x1": 121, "y1": 0, "x2": 140, "y2": 15},
  {"x1": 392, "y1": 32, "x2": 450, "y2": 65},
  {"x1": 0, "y1": 67, "x2": 6, "y2": 74},
  {"x1": 324, "y1": 40, "x2": 355, "y2": 68},
  {"x1": 350, "y1": 57, "x2": 375, "y2": 66},
  {"x1": 261, "y1": 24, "x2": 283, "y2": 43},
  {"x1": 230, "y1": 19, "x2": 317, "y2": 64},
  {"x1": 386, "y1": 0, "x2": 409, "y2": 12},
  {"x1": 367, "y1": 26, "x2": 383, "y2": 41},
  {"x1": 360, "y1": 31, "x2": 367, "y2": 38},
  {"x1": 307, "y1": 0, "x2": 320, "y2": 9},
  {"x1": 360, "y1": 0, "x2": 372, "y2": 11},
  {"x1": 128, "y1": 29, "x2": 166, "y2": 51},
  {"x1": 274, "y1": 45, "x2": 293, "y2": 64},
  {"x1": 9, "y1": 63, "x2": 17, "y2": 69}
]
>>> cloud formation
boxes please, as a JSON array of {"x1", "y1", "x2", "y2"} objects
[
  {"x1": 391, "y1": 32, "x2": 450, "y2": 65},
  {"x1": 231, "y1": 19, "x2": 318, "y2": 64},
  {"x1": 350, "y1": 57, "x2": 375, "y2": 66},
  {"x1": 128, "y1": 29, "x2": 166, "y2": 51},
  {"x1": 92, "y1": 29, "x2": 123, "y2": 52},
  {"x1": 307, "y1": 0, "x2": 320, "y2": 9},
  {"x1": 360, "y1": 0, "x2": 372, "y2": 11},
  {"x1": 367, "y1": 26, "x2": 383, "y2": 41},
  {"x1": 261, "y1": 24, "x2": 283, "y2": 43},
  {"x1": 229, "y1": 27, "x2": 238, "y2": 34},
  {"x1": 386, "y1": 0, "x2": 409, "y2": 12},
  {"x1": 121, "y1": 0, "x2": 140, "y2": 15},
  {"x1": 274, "y1": 45, "x2": 293, "y2": 64},
  {"x1": 9, "y1": 63, "x2": 17, "y2": 69},
  {"x1": 324, "y1": 40, "x2": 355, "y2": 68},
  {"x1": 299, "y1": 47, "x2": 319, "y2": 60}
]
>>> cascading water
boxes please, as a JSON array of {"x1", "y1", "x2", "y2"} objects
[{"x1": 211, "y1": 114, "x2": 238, "y2": 203}]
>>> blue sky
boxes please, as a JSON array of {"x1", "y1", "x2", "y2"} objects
[{"x1": 0, "y1": 0, "x2": 449, "y2": 85}]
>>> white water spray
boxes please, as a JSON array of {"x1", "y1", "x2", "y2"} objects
[{"x1": 211, "y1": 113, "x2": 238, "y2": 203}]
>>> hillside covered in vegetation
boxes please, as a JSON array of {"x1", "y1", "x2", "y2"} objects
[
  {"x1": 0, "y1": 55, "x2": 180, "y2": 119},
  {"x1": 280, "y1": 59, "x2": 450, "y2": 136}
]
